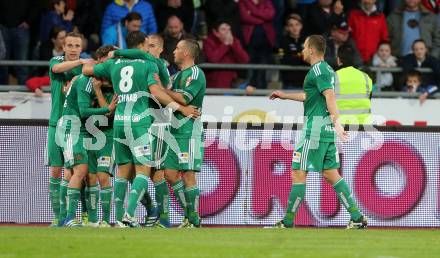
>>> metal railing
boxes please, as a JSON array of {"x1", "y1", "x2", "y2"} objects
[{"x1": 0, "y1": 60, "x2": 436, "y2": 98}]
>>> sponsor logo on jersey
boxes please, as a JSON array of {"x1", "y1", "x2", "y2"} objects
[
  {"x1": 134, "y1": 144, "x2": 151, "y2": 157},
  {"x1": 98, "y1": 156, "x2": 111, "y2": 167},
  {"x1": 178, "y1": 152, "x2": 189, "y2": 163}
]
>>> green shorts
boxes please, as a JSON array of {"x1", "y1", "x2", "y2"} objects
[
  {"x1": 149, "y1": 123, "x2": 170, "y2": 170},
  {"x1": 291, "y1": 139, "x2": 340, "y2": 172},
  {"x1": 61, "y1": 131, "x2": 89, "y2": 169},
  {"x1": 46, "y1": 125, "x2": 64, "y2": 167},
  {"x1": 164, "y1": 136, "x2": 204, "y2": 172},
  {"x1": 88, "y1": 134, "x2": 114, "y2": 175},
  {"x1": 113, "y1": 125, "x2": 153, "y2": 166}
]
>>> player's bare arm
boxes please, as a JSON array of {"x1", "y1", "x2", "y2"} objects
[
  {"x1": 269, "y1": 90, "x2": 306, "y2": 102},
  {"x1": 52, "y1": 59, "x2": 93, "y2": 74},
  {"x1": 322, "y1": 88, "x2": 348, "y2": 141},
  {"x1": 82, "y1": 63, "x2": 96, "y2": 76},
  {"x1": 150, "y1": 84, "x2": 200, "y2": 118}
]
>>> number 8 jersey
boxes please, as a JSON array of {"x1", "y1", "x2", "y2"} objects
[{"x1": 93, "y1": 58, "x2": 159, "y2": 127}]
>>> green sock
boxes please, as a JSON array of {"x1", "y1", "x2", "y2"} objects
[
  {"x1": 100, "y1": 186, "x2": 112, "y2": 224},
  {"x1": 80, "y1": 185, "x2": 88, "y2": 214},
  {"x1": 172, "y1": 180, "x2": 187, "y2": 217},
  {"x1": 333, "y1": 178, "x2": 362, "y2": 221},
  {"x1": 127, "y1": 174, "x2": 149, "y2": 217},
  {"x1": 87, "y1": 184, "x2": 99, "y2": 223},
  {"x1": 59, "y1": 179, "x2": 69, "y2": 221},
  {"x1": 283, "y1": 183, "x2": 306, "y2": 227},
  {"x1": 184, "y1": 186, "x2": 200, "y2": 226},
  {"x1": 114, "y1": 177, "x2": 128, "y2": 221},
  {"x1": 154, "y1": 180, "x2": 170, "y2": 222},
  {"x1": 67, "y1": 187, "x2": 81, "y2": 219},
  {"x1": 49, "y1": 177, "x2": 61, "y2": 220},
  {"x1": 139, "y1": 189, "x2": 155, "y2": 215}
]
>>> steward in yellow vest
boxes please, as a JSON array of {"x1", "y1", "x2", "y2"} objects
[{"x1": 334, "y1": 45, "x2": 372, "y2": 124}]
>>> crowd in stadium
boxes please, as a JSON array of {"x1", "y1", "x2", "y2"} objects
[{"x1": 0, "y1": 0, "x2": 439, "y2": 95}]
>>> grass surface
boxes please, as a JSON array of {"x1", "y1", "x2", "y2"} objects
[{"x1": 0, "y1": 227, "x2": 439, "y2": 258}]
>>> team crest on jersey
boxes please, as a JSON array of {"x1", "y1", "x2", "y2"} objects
[
  {"x1": 178, "y1": 152, "x2": 189, "y2": 163},
  {"x1": 185, "y1": 77, "x2": 192, "y2": 87},
  {"x1": 98, "y1": 156, "x2": 111, "y2": 167}
]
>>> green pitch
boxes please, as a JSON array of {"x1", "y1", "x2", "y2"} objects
[{"x1": 1, "y1": 227, "x2": 439, "y2": 258}]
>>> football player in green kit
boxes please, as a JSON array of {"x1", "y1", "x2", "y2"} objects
[
  {"x1": 83, "y1": 31, "x2": 199, "y2": 227},
  {"x1": 269, "y1": 35, "x2": 367, "y2": 229},
  {"x1": 163, "y1": 39, "x2": 206, "y2": 228},
  {"x1": 46, "y1": 32, "x2": 93, "y2": 226},
  {"x1": 57, "y1": 53, "x2": 118, "y2": 227},
  {"x1": 112, "y1": 34, "x2": 174, "y2": 228},
  {"x1": 82, "y1": 45, "x2": 119, "y2": 227}
]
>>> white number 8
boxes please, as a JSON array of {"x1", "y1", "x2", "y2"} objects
[{"x1": 119, "y1": 66, "x2": 134, "y2": 93}]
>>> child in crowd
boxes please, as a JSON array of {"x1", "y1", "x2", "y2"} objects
[
  {"x1": 402, "y1": 70, "x2": 438, "y2": 105},
  {"x1": 372, "y1": 41, "x2": 397, "y2": 89}
]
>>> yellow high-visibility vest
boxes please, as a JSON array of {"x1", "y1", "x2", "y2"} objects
[{"x1": 335, "y1": 66, "x2": 372, "y2": 125}]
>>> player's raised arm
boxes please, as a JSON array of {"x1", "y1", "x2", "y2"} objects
[{"x1": 269, "y1": 90, "x2": 306, "y2": 102}]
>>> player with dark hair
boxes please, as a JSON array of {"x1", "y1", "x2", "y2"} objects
[
  {"x1": 163, "y1": 39, "x2": 206, "y2": 228},
  {"x1": 269, "y1": 35, "x2": 367, "y2": 229},
  {"x1": 83, "y1": 31, "x2": 199, "y2": 227}
]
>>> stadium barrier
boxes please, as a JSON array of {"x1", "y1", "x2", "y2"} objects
[
  {"x1": 0, "y1": 60, "x2": 434, "y2": 93},
  {"x1": 1, "y1": 120, "x2": 439, "y2": 227}
]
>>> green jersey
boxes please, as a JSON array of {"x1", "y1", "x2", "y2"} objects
[
  {"x1": 95, "y1": 86, "x2": 115, "y2": 136},
  {"x1": 171, "y1": 65, "x2": 205, "y2": 137},
  {"x1": 302, "y1": 61, "x2": 336, "y2": 142},
  {"x1": 60, "y1": 74, "x2": 110, "y2": 133},
  {"x1": 114, "y1": 49, "x2": 170, "y2": 87},
  {"x1": 93, "y1": 57, "x2": 159, "y2": 127},
  {"x1": 48, "y1": 56, "x2": 82, "y2": 126},
  {"x1": 114, "y1": 49, "x2": 171, "y2": 120}
]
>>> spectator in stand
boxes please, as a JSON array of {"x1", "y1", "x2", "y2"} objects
[
  {"x1": 161, "y1": 15, "x2": 195, "y2": 74},
  {"x1": 401, "y1": 39, "x2": 440, "y2": 90},
  {"x1": 307, "y1": 0, "x2": 346, "y2": 36},
  {"x1": 372, "y1": 41, "x2": 397, "y2": 89},
  {"x1": 156, "y1": 0, "x2": 194, "y2": 33},
  {"x1": 101, "y1": 0, "x2": 156, "y2": 36},
  {"x1": 39, "y1": 0, "x2": 73, "y2": 43},
  {"x1": 387, "y1": 0, "x2": 440, "y2": 58},
  {"x1": 73, "y1": 0, "x2": 108, "y2": 53},
  {"x1": 239, "y1": 0, "x2": 276, "y2": 89},
  {"x1": 278, "y1": 14, "x2": 307, "y2": 89},
  {"x1": 348, "y1": 0, "x2": 388, "y2": 63},
  {"x1": 0, "y1": 0, "x2": 39, "y2": 84},
  {"x1": 402, "y1": 70, "x2": 438, "y2": 105},
  {"x1": 324, "y1": 20, "x2": 362, "y2": 68},
  {"x1": 204, "y1": 0, "x2": 241, "y2": 39},
  {"x1": 102, "y1": 12, "x2": 142, "y2": 49},
  {"x1": 203, "y1": 20, "x2": 249, "y2": 89}
]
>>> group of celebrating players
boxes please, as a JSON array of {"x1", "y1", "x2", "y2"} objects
[
  {"x1": 45, "y1": 28, "x2": 367, "y2": 229},
  {"x1": 46, "y1": 30, "x2": 205, "y2": 228}
]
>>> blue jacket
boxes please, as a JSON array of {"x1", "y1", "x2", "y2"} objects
[
  {"x1": 102, "y1": 22, "x2": 128, "y2": 49},
  {"x1": 39, "y1": 11, "x2": 72, "y2": 42},
  {"x1": 101, "y1": 0, "x2": 157, "y2": 36}
]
